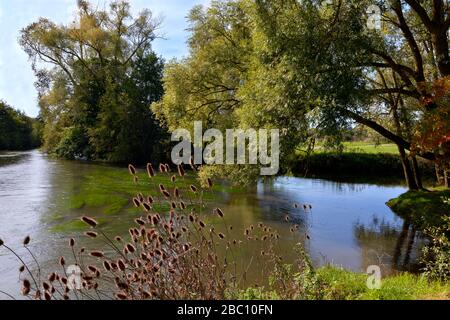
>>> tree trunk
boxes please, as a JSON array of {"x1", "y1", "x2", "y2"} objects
[
  {"x1": 435, "y1": 162, "x2": 443, "y2": 185},
  {"x1": 444, "y1": 165, "x2": 449, "y2": 188},
  {"x1": 398, "y1": 145, "x2": 419, "y2": 190},
  {"x1": 411, "y1": 156, "x2": 424, "y2": 190}
]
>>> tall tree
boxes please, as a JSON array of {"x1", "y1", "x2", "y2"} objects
[{"x1": 20, "y1": 0, "x2": 166, "y2": 163}]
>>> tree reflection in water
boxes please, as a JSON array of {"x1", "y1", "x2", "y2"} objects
[{"x1": 354, "y1": 216, "x2": 424, "y2": 276}]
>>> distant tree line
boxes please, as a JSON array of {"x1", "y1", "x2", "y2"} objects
[{"x1": 0, "y1": 100, "x2": 42, "y2": 151}]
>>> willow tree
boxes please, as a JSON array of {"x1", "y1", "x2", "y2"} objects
[
  {"x1": 20, "y1": 0, "x2": 166, "y2": 163},
  {"x1": 155, "y1": 0, "x2": 448, "y2": 187},
  {"x1": 252, "y1": 0, "x2": 449, "y2": 188}
]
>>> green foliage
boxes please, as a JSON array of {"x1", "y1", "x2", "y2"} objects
[
  {"x1": 154, "y1": 0, "x2": 448, "y2": 185},
  {"x1": 54, "y1": 126, "x2": 89, "y2": 159},
  {"x1": 0, "y1": 100, "x2": 42, "y2": 150},
  {"x1": 232, "y1": 264, "x2": 450, "y2": 300},
  {"x1": 421, "y1": 216, "x2": 450, "y2": 282},
  {"x1": 387, "y1": 188, "x2": 450, "y2": 230},
  {"x1": 317, "y1": 266, "x2": 450, "y2": 300},
  {"x1": 21, "y1": 0, "x2": 166, "y2": 163}
]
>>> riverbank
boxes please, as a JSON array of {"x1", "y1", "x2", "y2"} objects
[
  {"x1": 387, "y1": 188, "x2": 450, "y2": 230},
  {"x1": 236, "y1": 266, "x2": 450, "y2": 300},
  {"x1": 293, "y1": 152, "x2": 435, "y2": 180}
]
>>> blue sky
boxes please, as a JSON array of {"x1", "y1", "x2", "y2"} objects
[{"x1": 0, "y1": 0, "x2": 209, "y2": 117}]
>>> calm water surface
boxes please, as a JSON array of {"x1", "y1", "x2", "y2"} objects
[{"x1": 0, "y1": 150, "x2": 422, "y2": 298}]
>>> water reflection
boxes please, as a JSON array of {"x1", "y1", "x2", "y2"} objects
[
  {"x1": 0, "y1": 150, "x2": 417, "y2": 298},
  {"x1": 354, "y1": 217, "x2": 423, "y2": 276}
]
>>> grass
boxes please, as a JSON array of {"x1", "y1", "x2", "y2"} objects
[
  {"x1": 316, "y1": 266, "x2": 450, "y2": 300},
  {"x1": 293, "y1": 140, "x2": 435, "y2": 179},
  {"x1": 307, "y1": 141, "x2": 400, "y2": 155},
  {"x1": 342, "y1": 142, "x2": 399, "y2": 154},
  {"x1": 387, "y1": 188, "x2": 450, "y2": 230},
  {"x1": 235, "y1": 266, "x2": 450, "y2": 300}
]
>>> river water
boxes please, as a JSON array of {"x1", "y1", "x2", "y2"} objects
[{"x1": 0, "y1": 150, "x2": 423, "y2": 298}]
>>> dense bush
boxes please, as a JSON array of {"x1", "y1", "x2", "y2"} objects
[{"x1": 421, "y1": 216, "x2": 450, "y2": 282}]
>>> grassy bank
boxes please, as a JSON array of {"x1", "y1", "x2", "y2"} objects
[
  {"x1": 317, "y1": 266, "x2": 449, "y2": 300},
  {"x1": 236, "y1": 266, "x2": 450, "y2": 300},
  {"x1": 387, "y1": 188, "x2": 450, "y2": 230}
]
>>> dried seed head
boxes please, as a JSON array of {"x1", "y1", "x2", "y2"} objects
[
  {"x1": 81, "y1": 216, "x2": 98, "y2": 228},
  {"x1": 103, "y1": 261, "x2": 111, "y2": 271},
  {"x1": 59, "y1": 256, "x2": 66, "y2": 266},
  {"x1": 116, "y1": 292, "x2": 128, "y2": 300},
  {"x1": 89, "y1": 251, "x2": 104, "y2": 258},
  {"x1": 128, "y1": 164, "x2": 136, "y2": 176},
  {"x1": 216, "y1": 208, "x2": 224, "y2": 218},
  {"x1": 118, "y1": 260, "x2": 126, "y2": 271},
  {"x1": 85, "y1": 232, "x2": 98, "y2": 238},
  {"x1": 69, "y1": 238, "x2": 75, "y2": 247},
  {"x1": 133, "y1": 197, "x2": 141, "y2": 207},
  {"x1": 23, "y1": 236, "x2": 31, "y2": 246},
  {"x1": 0, "y1": 239, "x2": 3, "y2": 246},
  {"x1": 43, "y1": 282, "x2": 50, "y2": 291},
  {"x1": 88, "y1": 265, "x2": 98, "y2": 274},
  {"x1": 23, "y1": 279, "x2": 31, "y2": 289},
  {"x1": 218, "y1": 233, "x2": 225, "y2": 239},
  {"x1": 162, "y1": 190, "x2": 171, "y2": 198},
  {"x1": 189, "y1": 156, "x2": 196, "y2": 171},
  {"x1": 142, "y1": 202, "x2": 151, "y2": 211},
  {"x1": 126, "y1": 243, "x2": 136, "y2": 253},
  {"x1": 19, "y1": 265, "x2": 25, "y2": 273},
  {"x1": 159, "y1": 163, "x2": 166, "y2": 173},
  {"x1": 189, "y1": 185, "x2": 197, "y2": 193},
  {"x1": 115, "y1": 236, "x2": 122, "y2": 242},
  {"x1": 44, "y1": 291, "x2": 51, "y2": 301},
  {"x1": 174, "y1": 188, "x2": 180, "y2": 198},
  {"x1": 135, "y1": 218, "x2": 146, "y2": 226},
  {"x1": 207, "y1": 178, "x2": 213, "y2": 188},
  {"x1": 171, "y1": 175, "x2": 176, "y2": 183},
  {"x1": 146, "y1": 163, "x2": 155, "y2": 178},
  {"x1": 22, "y1": 280, "x2": 31, "y2": 296},
  {"x1": 48, "y1": 273, "x2": 56, "y2": 282},
  {"x1": 177, "y1": 165, "x2": 185, "y2": 177}
]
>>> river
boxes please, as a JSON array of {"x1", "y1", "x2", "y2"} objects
[{"x1": 0, "y1": 150, "x2": 423, "y2": 298}]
